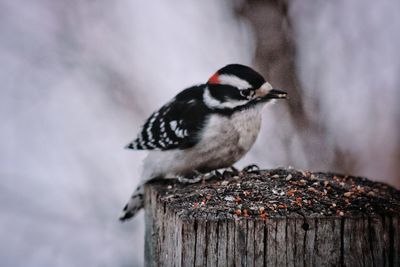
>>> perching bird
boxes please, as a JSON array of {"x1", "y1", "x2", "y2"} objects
[{"x1": 119, "y1": 64, "x2": 287, "y2": 221}]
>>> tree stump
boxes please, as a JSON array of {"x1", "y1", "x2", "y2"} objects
[{"x1": 144, "y1": 168, "x2": 400, "y2": 267}]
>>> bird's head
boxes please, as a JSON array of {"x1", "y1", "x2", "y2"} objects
[{"x1": 204, "y1": 64, "x2": 287, "y2": 110}]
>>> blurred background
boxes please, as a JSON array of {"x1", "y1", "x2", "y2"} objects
[{"x1": 1, "y1": 0, "x2": 399, "y2": 266}]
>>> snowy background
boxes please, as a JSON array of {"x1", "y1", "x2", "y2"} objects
[{"x1": 1, "y1": 0, "x2": 399, "y2": 266}]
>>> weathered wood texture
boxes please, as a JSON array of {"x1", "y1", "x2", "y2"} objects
[{"x1": 144, "y1": 169, "x2": 400, "y2": 267}]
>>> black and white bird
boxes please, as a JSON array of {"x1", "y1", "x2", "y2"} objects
[{"x1": 120, "y1": 64, "x2": 287, "y2": 221}]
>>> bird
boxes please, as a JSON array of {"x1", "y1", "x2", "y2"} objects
[{"x1": 119, "y1": 64, "x2": 287, "y2": 221}]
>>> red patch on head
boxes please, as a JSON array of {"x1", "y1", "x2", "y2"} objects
[{"x1": 208, "y1": 73, "x2": 220, "y2": 84}]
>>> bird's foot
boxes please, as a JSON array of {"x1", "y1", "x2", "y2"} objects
[
  {"x1": 203, "y1": 170, "x2": 222, "y2": 180},
  {"x1": 177, "y1": 170, "x2": 221, "y2": 184},
  {"x1": 177, "y1": 174, "x2": 203, "y2": 184},
  {"x1": 241, "y1": 164, "x2": 260, "y2": 173},
  {"x1": 226, "y1": 166, "x2": 240, "y2": 175},
  {"x1": 219, "y1": 166, "x2": 239, "y2": 179}
]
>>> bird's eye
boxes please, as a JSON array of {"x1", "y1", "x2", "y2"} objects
[{"x1": 240, "y1": 89, "x2": 254, "y2": 99}]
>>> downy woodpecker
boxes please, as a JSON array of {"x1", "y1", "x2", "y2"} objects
[{"x1": 120, "y1": 64, "x2": 287, "y2": 221}]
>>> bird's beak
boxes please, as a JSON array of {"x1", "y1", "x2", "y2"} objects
[
  {"x1": 265, "y1": 89, "x2": 288, "y2": 99},
  {"x1": 254, "y1": 83, "x2": 288, "y2": 99}
]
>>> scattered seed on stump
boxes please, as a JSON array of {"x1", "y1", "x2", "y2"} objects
[{"x1": 148, "y1": 168, "x2": 400, "y2": 219}]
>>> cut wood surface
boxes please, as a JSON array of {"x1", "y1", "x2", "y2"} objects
[{"x1": 144, "y1": 168, "x2": 400, "y2": 267}]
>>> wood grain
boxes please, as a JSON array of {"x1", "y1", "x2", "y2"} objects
[{"x1": 144, "y1": 182, "x2": 399, "y2": 267}]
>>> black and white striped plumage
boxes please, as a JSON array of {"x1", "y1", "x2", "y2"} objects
[
  {"x1": 125, "y1": 85, "x2": 208, "y2": 151},
  {"x1": 120, "y1": 64, "x2": 287, "y2": 221}
]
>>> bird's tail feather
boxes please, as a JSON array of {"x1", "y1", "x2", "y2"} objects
[{"x1": 119, "y1": 185, "x2": 144, "y2": 222}]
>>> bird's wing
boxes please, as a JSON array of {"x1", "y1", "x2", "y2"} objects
[{"x1": 126, "y1": 86, "x2": 208, "y2": 150}]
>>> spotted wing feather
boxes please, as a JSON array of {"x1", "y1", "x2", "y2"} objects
[{"x1": 126, "y1": 86, "x2": 208, "y2": 150}]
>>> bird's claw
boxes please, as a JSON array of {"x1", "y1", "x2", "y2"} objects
[
  {"x1": 177, "y1": 170, "x2": 221, "y2": 184},
  {"x1": 203, "y1": 170, "x2": 221, "y2": 180},
  {"x1": 177, "y1": 175, "x2": 203, "y2": 184},
  {"x1": 242, "y1": 164, "x2": 260, "y2": 173},
  {"x1": 224, "y1": 166, "x2": 239, "y2": 176}
]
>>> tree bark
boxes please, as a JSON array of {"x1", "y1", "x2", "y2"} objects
[
  {"x1": 239, "y1": 0, "x2": 358, "y2": 173},
  {"x1": 144, "y1": 169, "x2": 400, "y2": 267}
]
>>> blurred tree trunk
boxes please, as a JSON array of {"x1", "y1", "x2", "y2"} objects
[{"x1": 239, "y1": 0, "x2": 356, "y2": 173}]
